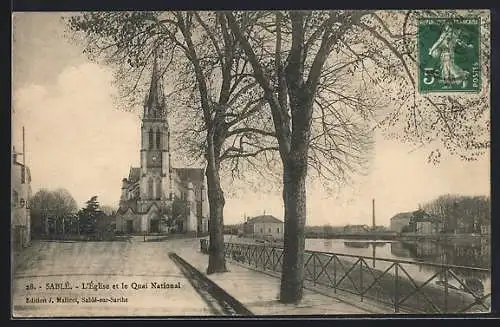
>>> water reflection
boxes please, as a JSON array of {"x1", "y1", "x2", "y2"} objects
[
  {"x1": 305, "y1": 237, "x2": 491, "y2": 294},
  {"x1": 394, "y1": 238, "x2": 491, "y2": 290}
]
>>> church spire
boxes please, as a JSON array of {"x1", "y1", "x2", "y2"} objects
[{"x1": 144, "y1": 49, "x2": 166, "y2": 120}]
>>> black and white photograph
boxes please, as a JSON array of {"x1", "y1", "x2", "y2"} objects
[{"x1": 11, "y1": 10, "x2": 491, "y2": 317}]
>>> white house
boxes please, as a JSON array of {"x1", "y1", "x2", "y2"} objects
[{"x1": 242, "y1": 215, "x2": 284, "y2": 240}]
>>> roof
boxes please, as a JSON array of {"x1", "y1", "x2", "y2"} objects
[
  {"x1": 390, "y1": 212, "x2": 413, "y2": 221},
  {"x1": 143, "y1": 54, "x2": 167, "y2": 120},
  {"x1": 246, "y1": 215, "x2": 283, "y2": 224},
  {"x1": 412, "y1": 210, "x2": 438, "y2": 223},
  {"x1": 117, "y1": 199, "x2": 137, "y2": 214},
  {"x1": 174, "y1": 168, "x2": 204, "y2": 183},
  {"x1": 128, "y1": 167, "x2": 141, "y2": 183},
  {"x1": 142, "y1": 201, "x2": 162, "y2": 214}
]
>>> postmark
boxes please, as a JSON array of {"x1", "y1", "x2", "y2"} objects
[{"x1": 418, "y1": 17, "x2": 481, "y2": 93}]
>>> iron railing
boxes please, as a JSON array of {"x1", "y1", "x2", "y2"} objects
[{"x1": 199, "y1": 240, "x2": 491, "y2": 314}]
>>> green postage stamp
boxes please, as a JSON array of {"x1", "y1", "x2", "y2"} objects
[{"x1": 418, "y1": 17, "x2": 481, "y2": 93}]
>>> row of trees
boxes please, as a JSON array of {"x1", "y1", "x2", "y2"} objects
[
  {"x1": 420, "y1": 194, "x2": 490, "y2": 233},
  {"x1": 30, "y1": 189, "x2": 114, "y2": 239},
  {"x1": 66, "y1": 10, "x2": 490, "y2": 303}
]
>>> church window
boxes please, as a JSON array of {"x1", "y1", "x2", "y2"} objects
[
  {"x1": 156, "y1": 129, "x2": 161, "y2": 148},
  {"x1": 148, "y1": 128, "x2": 154, "y2": 149},
  {"x1": 147, "y1": 178, "x2": 154, "y2": 199},
  {"x1": 155, "y1": 178, "x2": 161, "y2": 200}
]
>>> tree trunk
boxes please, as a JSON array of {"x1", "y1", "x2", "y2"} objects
[
  {"x1": 279, "y1": 157, "x2": 308, "y2": 303},
  {"x1": 206, "y1": 160, "x2": 228, "y2": 274}
]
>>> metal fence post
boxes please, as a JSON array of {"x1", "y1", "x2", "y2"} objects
[
  {"x1": 394, "y1": 263, "x2": 399, "y2": 313},
  {"x1": 333, "y1": 255, "x2": 337, "y2": 293},
  {"x1": 360, "y1": 259, "x2": 364, "y2": 302},
  {"x1": 313, "y1": 254, "x2": 317, "y2": 285},
  {"x1": 254, "y1": 245, "x2": 258, "y2": 268},
  {"x1": 262, "y1": 245, "x2": 265, "y2": 270},
  {"x1": 444, "y1": 267, "x2": 448, "y2": 313}
]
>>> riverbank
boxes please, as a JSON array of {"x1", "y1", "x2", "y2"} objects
[{"x1": 305, "y1": 233, "x2": 490, "y2": 241}]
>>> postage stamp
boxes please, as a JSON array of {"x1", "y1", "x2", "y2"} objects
[{"x1": 418, "y1": 17, "x2": 481, "y2": 93}]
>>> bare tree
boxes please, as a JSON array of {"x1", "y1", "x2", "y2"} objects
[
  {"x1": 30, "y1": 188, "x2": 78, "y2": 237},
  {"x1": 66, "y1": 11, "x2": 278, "y2": 273},
  {"x1": 225, "y1": 9, "x2": 490, "y2": 302},
  {"x1": 421, "y1": 194, "x2": 490, "y2": 233},
  {"x1": 100, "y1": 205, "x2": 117, "y2": 216}
]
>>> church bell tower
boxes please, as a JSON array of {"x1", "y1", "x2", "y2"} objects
[{"x1": 139, "y1": 54, "x2": 171, "y2": 204}]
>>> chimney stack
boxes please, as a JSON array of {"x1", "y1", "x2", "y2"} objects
[
  {"x1": 372, "y1": 198, "x2": 375, "y2": 229},
  {"x1": 23, "y1": 126, "x2": 26, "y2": 167},
  {"x1": 22, "y1": 126, "x2": 26, "y2": 184}
]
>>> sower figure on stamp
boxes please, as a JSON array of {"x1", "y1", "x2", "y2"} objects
[{"x1": 428, "y1": 24, "x2": 473, "y2": 88}]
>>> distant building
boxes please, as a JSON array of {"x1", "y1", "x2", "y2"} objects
[
  {"x1": 343, "y1": 224, "x2": 370, "y2": 233},
  {"x1": 242, "y1": 215, "x2": 284, "y2": 240},
  {"x1": 412, "y1": 209, "x2": 438, "y2": 234},
  {"x1": 389, "y1": 212, "x2": 413, "y2": 233},
  {"x1": 11, "y1": 149, "x2": 32, "y2": 250}
]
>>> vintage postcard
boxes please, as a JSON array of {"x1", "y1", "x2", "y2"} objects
[{"x1": 11, "y1": 10, "x2": 491, "y2": 318}]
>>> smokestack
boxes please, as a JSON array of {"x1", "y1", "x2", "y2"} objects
[
  {"x1": 23, "y1": 126, "x2": 25, "y2": 166},
  {"x1": 372, "y1": 198, "x2": 375, "y2": 229}
]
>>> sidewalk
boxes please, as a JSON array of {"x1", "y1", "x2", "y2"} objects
[{"x1": 175, "y1": 240, "x2": 375, "y2": 315}]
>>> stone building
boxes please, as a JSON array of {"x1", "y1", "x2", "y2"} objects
[
  {"x1": 11, "y1": 148, "x2": 32, "y2": 250},
  {"x1": 115, "y1": 57, "x2": 209, "y2": 234},
  {"x1": 242, "y1": 215, "x2": 284, "y2": 240},
  {"x1": 389, "y1": 211, "x2": 413, "y2": 233}
]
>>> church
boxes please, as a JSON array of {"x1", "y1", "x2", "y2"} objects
[{"x1": 115, "y1": 57, "x2": 209, "y2": 234}]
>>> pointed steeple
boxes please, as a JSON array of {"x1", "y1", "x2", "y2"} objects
[{"x1": 144, "y1": 49, "x2": 167, "y2": 120}]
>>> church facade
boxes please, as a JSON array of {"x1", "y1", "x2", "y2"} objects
[{"x1": 115, "y1": 58, "x2": 209, "y2": 234}]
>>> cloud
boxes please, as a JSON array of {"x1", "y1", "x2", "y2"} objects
[{"x1": 13, "y1": 62, "x2": 140, "y2": 208}]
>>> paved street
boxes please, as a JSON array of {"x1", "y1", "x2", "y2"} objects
[{"x1": 12, "y1": 236, "x2": 212, "y2": 317}]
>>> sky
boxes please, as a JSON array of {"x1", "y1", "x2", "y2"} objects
[{"x1": 11, "y1": 12, "x2": 490, "y2": 227}]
